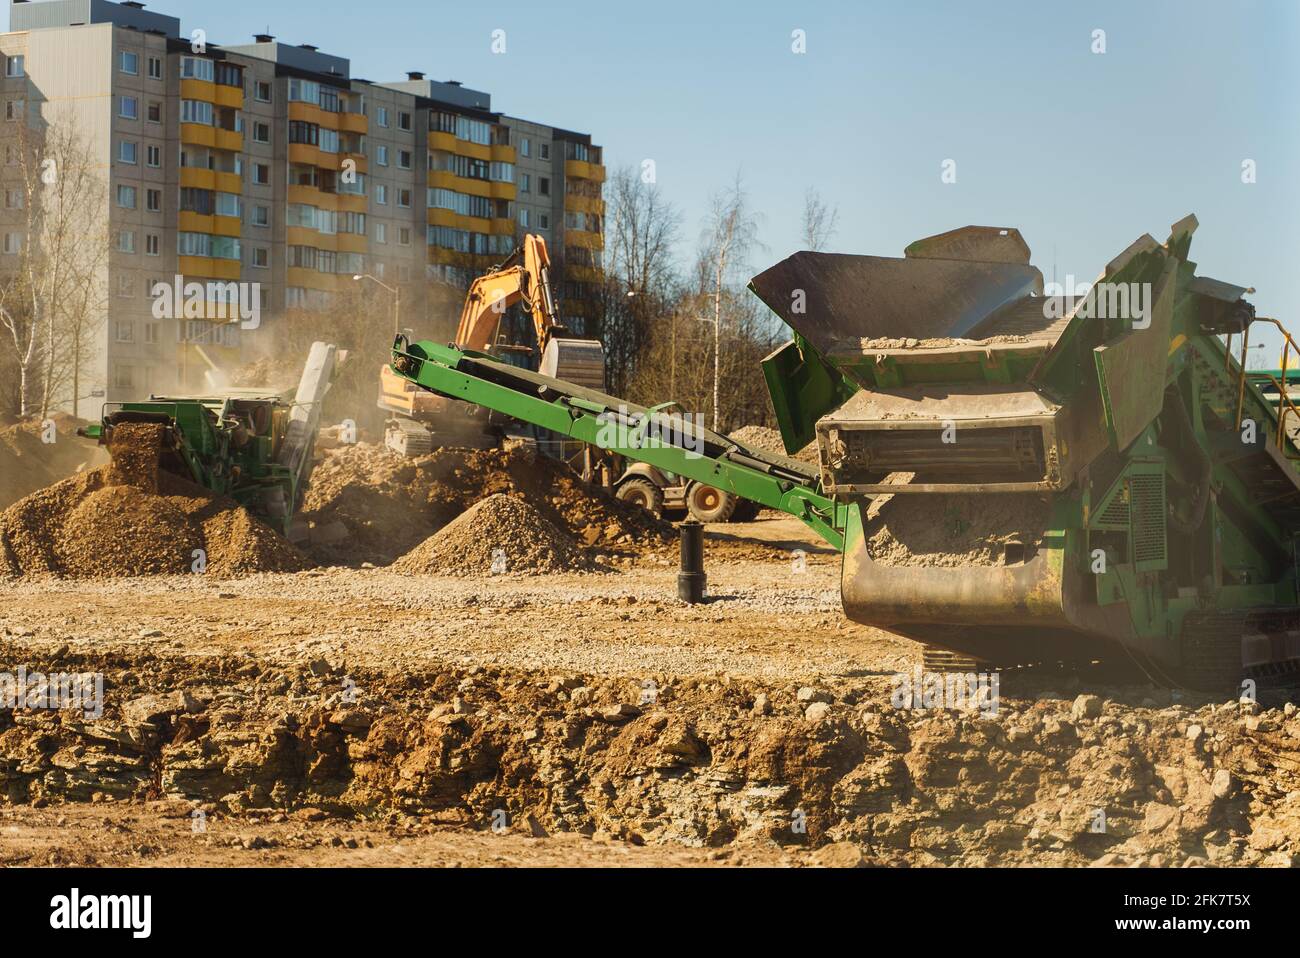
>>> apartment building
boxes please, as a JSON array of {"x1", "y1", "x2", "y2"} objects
[{"x1": 0, "y1": 0, "x2": 605, "y2": 415}]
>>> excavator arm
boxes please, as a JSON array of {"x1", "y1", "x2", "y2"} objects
[{"x1": 454, "y1": 234, "x2": 564, "y2": 351}]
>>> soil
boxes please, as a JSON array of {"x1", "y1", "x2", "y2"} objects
[
  {"x1": 298, "y1": 442, "x2": 676, "y2": 567},
  {"x1": 394, "y1": 493, "x2": 601, "y2": 576},
  {"x1": 727, "y1": 425, "x2": 819, "y2": 464},
  {"x1": 0, "y1": 415, "x2": 108, "y2": 511},
  {"x1": 0, "y1": 516, "x2": 1296, "y2": 868},
  {"x1": 865, "y1": 490, "x2": 1051, "y2": 567}
]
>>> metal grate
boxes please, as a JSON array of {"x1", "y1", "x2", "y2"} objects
[
  {"x1": 1096, "y1": 492, "x2": 1130, "y2": 528},
  {"x1": 1130, "y1": 474, "x2": 1167, "y2": 566}
]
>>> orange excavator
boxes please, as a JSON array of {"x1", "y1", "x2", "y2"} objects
[{"x1": 378, "y1": 234, "x2": 605, "y2": 454}]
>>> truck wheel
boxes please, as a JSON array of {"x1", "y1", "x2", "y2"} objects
[
  {"x1": 686, "y1": 482, "x2": 737, "y2": 523},
  {"x1": 731, "y1": 497, "x2": 761, "y2": 522},
  {"x1": 616, "y1": 478, "x2": 664, "y2": 518}
]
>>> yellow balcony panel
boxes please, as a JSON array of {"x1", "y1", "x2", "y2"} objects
[
  {"x1": 178, "y1": 256, "x2": 240, "y2": 280},
  {"x1": 565, "y1": 159, "x2": 606, "y2": 182},
  {"x1": 337, "y1": 233, "x2": 368, "y2": 255},
  {"x1": 427, "y1": 131, "x2": 490, "y2": 161},
  {"x1": 286, "y1": 226, "x2": 337, "y2": 251},
  {"x1": 427, "y1": 170, "x2": 491, "y2": 198},
  {"x1": 177, "y1": 211, "x2": 214, "y2": 234},
  {"x1": 426, "y1": 208, "x2": 490, "y2": 233},
  {"x1": 287, "y1": 184, "x2": 339, "y2": 210},
  {"x1": 210, "y1": 258, "x2": 241, "y2": 280},
  {"x1": 566, "y1": 229, "x2": 604, "y2": 250},
  {"x1": 171, "y1": 301, "x2": 243, "y2": 323},
  {"x1": 213, "y1": 172, "x2": 242, "y2": 194},
  {"x1": 337, "y1": 193, "x2": 367, "y2": 214},
  {"x1": 288, "y1": 101, "x2": 340, "y2": 130},
  {"x1": 213, "y1": 215, "x2": 240, "y2": 238},
  {"x1": 489, "y1": 181, "x2": 517, "y2": 201},
  {"x1": 212, "y1": 84, "x2": 243, "y2": 109},
  {"x1": 566, "y1": 265, "x2": 604, "y2": 284},
  {"x1": 288, "y1": 143, "x2": 321, "y2": 167},
  {"x1": 564, "y1": 194, "x2": 605, "y2": 215},
  {"x1": 287, "y1": 267, "x2": 338, "y2": 292},
  {"x1": 179, "y1": 167, "x2": 215, "y2": 190},
  {"x1": 180, "y1": 78, "x2": 216, "y2": 102},
  {"x1": 490, "y1": 144, "x2": 516, "y2": 164},
  {"x1": 490, "y1": 217, "x2": 515, "y2": 235},
  {"x1": 427, "y1": 246, "x2": 497, "y2": 270},
  {"x1": 213, "y1": 128, "x2": 242, "y2": 153},
  {"x1": 338, "y1": 112, "x2": 368, "y2": 135},
  {"x1": 180, "y1": 123, "x2": 215, "y2": 148}
]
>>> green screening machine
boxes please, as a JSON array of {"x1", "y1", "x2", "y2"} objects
[{"x1": 390, "y1": 216, "x2": 1300, "y2": 690}]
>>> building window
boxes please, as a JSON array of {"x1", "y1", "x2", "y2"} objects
[
  {"x1": 4, "y1": 188, "x2": 21, "y2": 209},
  {"x1": 117, "y1": 274, "x2": 134, "y2": 298},
  {"x1": 539, "y1": 143, "x2": 550, "y2": 160},
  {"x1": 113, "y1": 365, "x2": 134, "y2": 390},
  {"x1": 398, "y1": 227, "x2": 411, "y2": 246},
  {"x1": 144, "y1": 322, "x2": 159, "y2": 344},
  {"x1": 539, "y1": 177, "x2": 549, "y2": 196},
  {"x1": 253, "y1": 121, "x2": 270, "y2": 143},
  {"x1": 376, "y1": 107, "x2": 388, "y2": 128},
  {"x1": 148, "y1": 56, "x2": 163, "y2": 79},
  {"x1": 255, "y1": 81, "x2": 272, "y2": 102},
  {"x1": 116, "y1": 185, "x2": 137, "y2": 209},
  {"x1": 180, "y1": 100, "x2": 213, "y2": 125},
  {"x1": 5, "y1": 99, "x2": 24, "y2": 121},
  {"x1": 119, "y1": 96, "x2": 138, "y2": 120},
  {"x1": 147, "y1": 101, "x2": 161, "y2": 123},
  {"x1": 146, "y1": 188, "x2": 161, "y2": 212},
  {"x1": 2, "y1": 232, "x2": 22, "y2": 254},
  {"x1": 520, "y1": 173, "x2": 530, "y2": 193},
  {"x1": 252, "y1": 247, "x2": 269, "y2": 268},
  {"x1": 253, "y1": 163, "x2": 270, "y2": 185},
  {"x1": 519, "y1": 137, "x2": 530, "y2": 157},
  {"x1": 146, "y1": 144, "x2": 160, "y2": 167},
  {"x1": 117, "y1": 230, "x2": 136, "y2": 253},
  {"x1": 519, "y1": 209, "x2": 529, "y2": 228},
  {"x1": 119, "y1": 51, "x2": 138, "y2": 75},
  {"x1": 375, "y1": 184, "x2": 387, "y2": 205},
  {"x1": 5, "y1": 55, "x2": 23, "y2": 78},
  {"x1": 118, "y1": 141, "x2": 137, "y2": 165},
  {"x1": 375, "y1": 222, "x2": 386, "y2": 243},
  {"x1": 145, "y1": 233, "x2": 159, "y2": 256},
  {"x1": 376, "y1": 145, "x2": 388, "y2": 166},
  {"x1": 397, "y1": 188, "x2": 411, "y2": 208},
  {"x1": 116, "y1": 319, "x2": 135, "y2": 343},
  {"x1": 398, "y1": 111, "x2": 411, "y2": 131},
  {"x1": 398, "y1": 149, "x2": 412, "y2": 170},
  {"x1": 252, "y1": 205, "x2": 269, "y2": 227},
  {"x1": 179, "y1": 57, "x2": 213, "y2": 82},
  {"x1": 538, "y1": 213, "x2": 549, "y2": 230}
]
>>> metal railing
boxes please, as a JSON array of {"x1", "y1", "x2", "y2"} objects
[{"x1": 1234, "y1": 317, "x2": 1300, "y2": 459}]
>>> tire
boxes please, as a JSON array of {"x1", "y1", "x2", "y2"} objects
[
  {"x1": 731, "y1": 497, "x2": 761, "y2": 522},
  {"x1": 616, "y1": 477, "x2": 664, "y2": 518},
  {"x1": 686, "y1": 482, "x2": 737, "y2": 523}
]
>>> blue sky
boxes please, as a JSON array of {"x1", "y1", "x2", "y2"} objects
[{"x1": 8, "y1": 0, "x2": 1298, "y2": 359}]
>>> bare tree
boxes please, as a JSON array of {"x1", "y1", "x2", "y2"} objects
[
  {"x1": 0, "y1": 119, "x2": 108, "y2": 419},
  {"x1": 600, "y1": 165, "x2": 682, "y2": 396},
  {"x1": 698, "y1": 171, "x2": 762, "y2": 429},
  {"x1": 801, "y1": 186, "x2": 838, "y2": 252}
]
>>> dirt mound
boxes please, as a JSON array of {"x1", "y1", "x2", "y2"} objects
[
  {"x1": 394, "y1": 493, "x2": 600, "y2": 576},
  {"x1": 0, "y1": 414, "x2": 108, "y2": 510},
  {"x1": 865, "y1": 489, "x2": 1051, "y2": 567},
  {"x1": 0, "y1": 463, "x2": 308, "y2": 579},
  {"x1": 299, "y1": 442, "x2": 673, "y2": 566},
  {"x1": 727, "y1": 424, "x2": 819, "y2": 463}
]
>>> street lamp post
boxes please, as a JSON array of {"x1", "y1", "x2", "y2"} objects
[{"x1": 353, "y1": 273, "x2": 400, "y2": 335}]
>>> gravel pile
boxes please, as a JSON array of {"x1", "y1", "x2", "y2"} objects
[
  {"x1": 865, "y1": 490, "x2": 1050, "y2": 567},
  {"x1": 300, "y1": 442, "x2": 673, "y2": 566},
  {"x1": 0, "y1": 458, "x2": 307, "y2": 580},
  {"x1": 727, "y1": 424, "x2": 819, "y2": 463},
  {"x1": 393, "y1": 493, "x2": 600, "y2": 576}
]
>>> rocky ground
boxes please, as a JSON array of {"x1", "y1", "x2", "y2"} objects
[{"x1": 2, "y1": 515, "x2": 1298, "y2": 868}]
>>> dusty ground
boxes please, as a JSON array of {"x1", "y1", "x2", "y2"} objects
[{"x1": 1, "y1": 516, "x2": 1298, "y2": 867}]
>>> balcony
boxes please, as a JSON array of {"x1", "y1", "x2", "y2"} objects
[
  {"x1": 286, "y1": 267, "x2": 340, "y2": 292},
  {"x1": 179, "y1": 79, "x2": 243, "y2": 110},
  {"x1": 287, "y1": 184, "x2": 338, "y2": 210},
  {"x1": 178, "y1": 212, "x2": 241, "y2": 238},
  {"x1": 178, "y1": 256, "x2": 241, "y2": 281},
  {"x1": 564, "y1": 194, "x2": 605, "y2": 215},
  {"x1": 428, "y1": 131, "x2": 491, "y2": 161},
  {"x1": 565, "y1": 228, "x2": 604, "y2": 250},
  {"x1": 565, "y1": 159, "x2": 606, "y2": 182},
  {"x1": 565, "y1": 264, "x2": 604, "y2": 284},
  {"x1": 428, "y1": 208, "x2": 491, "y2": 233}
]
